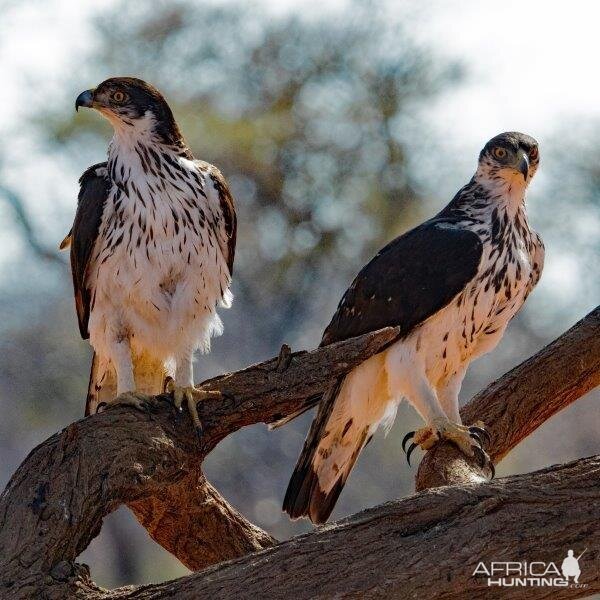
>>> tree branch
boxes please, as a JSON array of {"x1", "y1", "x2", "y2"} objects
[
  {"x1": 0, "y1": 327, "x2": 398, "y2": 597},
  {"x1": 128, "y1": 471, "x2": 276, "y2": 571},
  {"x1": 0, "y1": 309, "x2": 598, "y2": 599},
  {"x1": 95, "y1": 456, "x2": 600, "y2": 599}
]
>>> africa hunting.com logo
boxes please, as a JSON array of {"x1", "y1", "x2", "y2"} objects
[{"x1": 472, "y1": 549, "x2": 588, "y2": 588}]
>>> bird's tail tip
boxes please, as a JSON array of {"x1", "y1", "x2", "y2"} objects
[
  {"x1": 59, "y1": 233, "x2": 72, "y2": 250},
  {"x1": 282, "y1": 462, "x2": 345, "y2": 525}
]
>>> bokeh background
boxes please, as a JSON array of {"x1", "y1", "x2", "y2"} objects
[{"x1": 1, "y1": 0, "x2": 599, "y2": 589}]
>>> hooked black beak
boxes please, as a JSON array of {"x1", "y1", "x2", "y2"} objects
[
  {"x1": 517, "y1": 149, "x2": 530, "y2": 181},
  {"x1": 75, "y1": 89, "x2": 94, "y2": 112}
]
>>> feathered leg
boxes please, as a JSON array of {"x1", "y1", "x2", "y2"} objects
[
  {"x1": 113, "y1": 336, "x2": 135, "y2": 394},
  {"x1": 437, "y1": 369, "x2": 492, "y2": 465},
  {"x1": 436, "y1": 368, "x2": 465, "y2": 424},
  {"x1": 98, "y1": 335, "x2": 152, "y2": 412},
  {"x1": 401, "y1": 375, "x2": 490, "y2": 468},
  {"x1": 385, "y1": 348, "x2": 488, "y2": 465}
]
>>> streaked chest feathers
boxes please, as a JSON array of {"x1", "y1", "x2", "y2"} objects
[
  {"x1": 90, "y1": 136, "x2": 231, "y2": 331},
  {"x1": 450, "y1": 202, "x2": 542, "y2": 362}
]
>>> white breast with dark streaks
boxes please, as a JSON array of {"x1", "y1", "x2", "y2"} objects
[
  {"x1": 87, "y1": 133, "x2": 232, "y2": 366},
  {"x1": 411, "y1": 185, "x2": 544, "y2": 389}
]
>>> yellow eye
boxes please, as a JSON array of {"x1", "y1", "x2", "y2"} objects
[
  {"x1": 493, "y1": 147, "x2": 507, "y2": 159},
  {"x1": 112, "y1": 91, "x2": 125, "y2": 102}
]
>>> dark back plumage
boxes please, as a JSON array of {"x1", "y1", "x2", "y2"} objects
[
  {"x1": 204, "y1": 165, "x2": 237, "y2": 276},
  {"x1": 69, "y1": 164, "x2": 111, "y2": 417},
  {"x1": 321, "y1": 221, "x2": 483, "y2": 346},
  {"x1": 283, "y1": 218, "x2": 483, "y2": 523},
  {"x1": 70, "y1": 163, "x2": 109, "y2": 339}
]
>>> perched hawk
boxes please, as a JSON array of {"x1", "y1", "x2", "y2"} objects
[
  {"x1": 283, "y1": 132, "x2": 544, "y2": 524},
  {"x1": 61, "y1": 77, "x2": 236, "y2": 430}
]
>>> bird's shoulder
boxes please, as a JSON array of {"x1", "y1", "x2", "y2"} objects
[
  {"x1": 73, "y1": 161, "x2": 111, "y2": 247},
  {"x1": 69, "y1": 162, "x2": 111, "y2": 339},
  {"x1": 321, "y1": 218, "x2": 483, "y2": 346},
  {"x1": 194, "y1": 160, "x2": 237, "y2": 275},
  {"x1": 375, "y1": 217, "x2": 482, "y2": 262},
  {"x1": 79, "y1": 162, "x2": 110, "y2": 188}
]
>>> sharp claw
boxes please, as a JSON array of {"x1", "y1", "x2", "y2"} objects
[
  {"x1": 472, "y1": 446, "x2": 486, "y2": 467},
  {"x1": 482, "y1": 430, "x2": 492, "y2": 446},
  {"x1": 471, "y1": 446, "x2": 495, "y2": 479},
  {"x1": 469, "y1": 426, "x2": 491, "y2": 447},
  {"x1": 406, "y1": 442, "x2": 418, "y2": 466},
  {"x1": 402, "y1": 431, "x2": 415, "y2": 454},
  {"x1": 469, "y1": 431, "x2": 484, "y2": 447}
]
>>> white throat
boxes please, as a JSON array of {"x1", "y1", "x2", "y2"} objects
[{"x1": 474, "y1": 165, "x2": 528, "y2": 215}]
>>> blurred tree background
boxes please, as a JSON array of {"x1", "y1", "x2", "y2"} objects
[{"x1": 0, "y1": 0, "x2": 598, "y2": 589}]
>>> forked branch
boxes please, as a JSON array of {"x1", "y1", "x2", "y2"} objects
[{"x1": 0, "y1": 308, "x2": 598, "y2": 599}]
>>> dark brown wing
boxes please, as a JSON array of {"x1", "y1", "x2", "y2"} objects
[
  {"x1": 321, "y1": 220, "x2": 483, "y2": 346},
  {"x1": 70, "y1": 163, "x2": 110, "y2": 339},
  {"x1": 276, "y1": 220, "x2": 483, "y2": 433},
  {"x1": 206, "y1": 165, "x2": 237, "y2": 276},
  {"x1": 284, "y1": 220, "x2": 483, "y2": 523}
]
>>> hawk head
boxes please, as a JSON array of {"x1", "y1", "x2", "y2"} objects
[
  {"x1": 478, "y1": 131, "x2": 539, "y2": 186},
  {"x1": 75, "y1": 77, "x2": 185, "y2": 146}
]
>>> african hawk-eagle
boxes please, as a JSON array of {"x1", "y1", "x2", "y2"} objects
[
  {"x1": 283, "y1": 132, "x2": 544, "y2": 524},
  {"x1": 61, "y1": 77, "x2": 236, "y2": 431}
]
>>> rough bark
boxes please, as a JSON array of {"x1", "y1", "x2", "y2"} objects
[
  {"x1": 0, "y1": 309, "x2": 598, "y2": 599},
  {"x1": 128, "y1": 472, "x2": 276, "y2": 571},
  {"x1": 84, "y1": 456, "x2": 600, "y2": 600},
  {"x1": 0, "y1": 327, "x2": 398, "y2": 598}
]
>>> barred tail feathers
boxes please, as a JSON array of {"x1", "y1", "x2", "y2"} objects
[{"x1": 283, "y1": 352, "x2": 391, "y2": 524}]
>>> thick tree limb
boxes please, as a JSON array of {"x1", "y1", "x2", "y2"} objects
[
  {"x1": 416, "y1": 306, "x2": 600, "y2": 490},
  {"x1": 128, "y1": 471, "x2": 276, "y2": 571},
  {"x1": 91, "y1": 456, "x2": 600, "y2": 599},
  {"x1": 0, "y1": 309, "x2": 598, "y2": 599},
  {"x1": 0, "y1": 327, "x2": 399, "y2": 597},
  {"x1": 8, "y1": 456, "x2": 600, "y2": 599}
]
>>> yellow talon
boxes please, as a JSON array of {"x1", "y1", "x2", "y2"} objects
[
  {"x1": 413, "y1": 419, "x2": 476, "y2": 456},
  {"x1": 166, "y1": 381, "x2": 223, "y2": 432}
]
